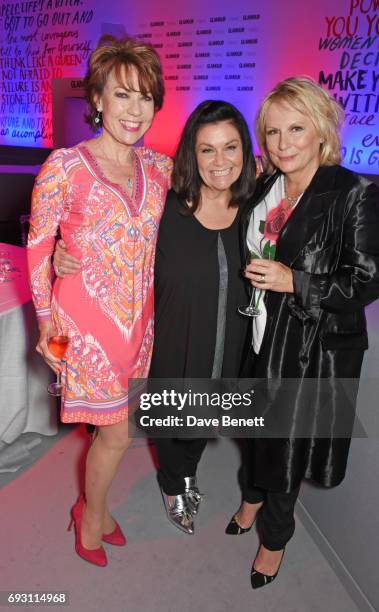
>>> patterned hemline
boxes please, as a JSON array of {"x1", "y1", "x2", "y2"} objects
[{"x1": 61, "y1": 406, "x2": 129, "y2": 426}]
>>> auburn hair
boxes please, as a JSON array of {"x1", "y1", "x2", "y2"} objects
[{"x1": 84, "y1": 34, "x2": 164, "y2": 129}]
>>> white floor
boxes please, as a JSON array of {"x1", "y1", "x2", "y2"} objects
[{"x1": 0, "y1": 429, "x2": 361, "y2": 612}]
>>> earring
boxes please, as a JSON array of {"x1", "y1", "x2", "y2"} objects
[{"x1": 94, "y1": 109, "x2": 102, "y2": 125}]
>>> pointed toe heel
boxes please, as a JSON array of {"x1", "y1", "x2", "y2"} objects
[
  {"x1": 250, "y1": 569, "x2": 278, "y2": 589},
  {"x1": 69, "y1": 495, "x2": 107, "y2": 567},
  {"x1": 102, "y1": 521, "x2": 126, "y2": 546},
  {"x1": 160, "y1": 488, "x2": 194, "y2": 535},
  {"x1": 225, "y1": 515, "x2": 253, "y2": 535},
  {"x1": 250, "y1": 549, "x2": 285, "y2": 589}
]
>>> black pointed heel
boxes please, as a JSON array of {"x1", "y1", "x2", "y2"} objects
[
  {"x1": 250, "y1": 549, "x2": 285, "y2": 589},
  {"x1": 225, "y1": 515, "x2": 253, "y2": 535}
]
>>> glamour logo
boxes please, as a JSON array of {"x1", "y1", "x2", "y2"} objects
[
  {"x1": 178, "y1": 42, "x2": 192, "y2": 47},
  {"x1": 177, "y1": 64, "x2": 192, "y2": 69},
  {"x1": 206, "y1": 63, "x2": 222, "y2": 68},
  {"x1": 166, "y1": 31, "x2": 181, "y2": 36},
  {"x1": 243, "y1": 14, "x2": 260, "y2": 19},
  {"x1": 193, "y1": 75, "x2": 209, "y2": 79},
  {"x1": 196, "y1": 29, "x2": 212, "y2": 35},
  {"x1": 228, "y1": 28, "x2": 245, "y2": 32},
  {"x1": 227, "y1": 51, "x2": 242, "y2": 56},
  {"x1": 239, "y1": 62, "x2": 256, "y2": 67},
  {"x1": 195, "y1": 52, "x2": 210, "y2": 57},
  {"x1": 209, "y1": 40, "x2": 224, "y2": 45},
  {"x1": 166, "y1": 54, "x2": 179, "y2": 58},
  {"x1": 179, "y1": 19, "x2": 194, "y2": 24},
  {"x1": 150, "y1": 21, "x2": 164, "y2": 26},
  {"x1": 210, "y1": 16, "x2": 226, "y2": 22},
  {"x1": 241, "y1": 39, "x2": 258, "y2": 44}
]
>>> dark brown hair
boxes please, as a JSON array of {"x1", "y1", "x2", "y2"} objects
[
  {"x1": 172, "y1": 100, "x2": 256, "y2": 214},
  {"x1": 84, "y1": 34, "x2": 165, "y2": 130}
]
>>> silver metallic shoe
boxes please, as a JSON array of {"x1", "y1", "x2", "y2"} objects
[
  {"x1": 184, "y1": 476, "x2": 204, "y2": 515},
  {"x1": 160, "y1": 489, "x2": 194, "y2": 535}
]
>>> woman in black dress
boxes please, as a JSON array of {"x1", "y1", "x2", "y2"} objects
[{"x1": 150, "y1": 101, "x2": 256, "y2": 533}]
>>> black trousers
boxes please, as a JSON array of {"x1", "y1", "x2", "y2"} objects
[
  {"x1": 241, "y1": 461, "x2": 300, "y2": 551},
  {"x1": 155, "y1": 433, "x2": 298, "y2": 549},
  {"x1": 154, "y1": 438, "x2": 208, "y2": 495}
]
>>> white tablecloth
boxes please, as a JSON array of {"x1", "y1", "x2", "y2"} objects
[{"x1": 0, "y1": 244, "x2": 57, "y2": 471}]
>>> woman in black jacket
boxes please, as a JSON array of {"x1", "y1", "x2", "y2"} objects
[{"x1": 226, "y1": 76, "x2": 379, "y2": 589}]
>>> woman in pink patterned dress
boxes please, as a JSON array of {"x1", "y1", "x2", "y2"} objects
[{"x1": 27, "y1": 35, "x2": 172, "y2": 567}]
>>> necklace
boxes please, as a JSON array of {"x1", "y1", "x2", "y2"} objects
[
  {"x1": 285, "y1": 193, "x2": 301, "y2": 207},
  {"x1": 284, "y1": 179, "x2": 303, "y2": 208},
  {"x1": 101, "y1": 147, "x2": 134, "y2": 191}
]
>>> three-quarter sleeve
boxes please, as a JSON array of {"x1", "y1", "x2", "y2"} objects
[
  {"x1": 290, "y1": 181, "x2": 379, "y2": 321},
  {"x1": 27, "y1": 149, "x2": 67, "y2": 325}
]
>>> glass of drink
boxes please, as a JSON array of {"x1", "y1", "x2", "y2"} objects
[
  {"x1": 47, "y1": 334, "x2": 69, "y2": 396},
  {"x1": 238, "y1": 251, "x2": 262, "y2": 317}
]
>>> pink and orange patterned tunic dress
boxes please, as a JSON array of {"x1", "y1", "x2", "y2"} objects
[{"x1": 27, "y1": 144, "x2": 172, "y2": 425}]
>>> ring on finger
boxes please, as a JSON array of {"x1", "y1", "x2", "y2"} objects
[
  {"x1": 55, "y1": 265, "x2": 60, "y2": 275},
  {"x1": 257, "y1": 274, "x2": 265, "y2": 283}
]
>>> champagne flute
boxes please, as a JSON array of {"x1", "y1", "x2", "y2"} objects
[
  {"x1": 47, "y1": 334, "x2": 69, "y2": 396},
  {"x1": 238, "y1": 251, "x2": 262, "y2": 317}
]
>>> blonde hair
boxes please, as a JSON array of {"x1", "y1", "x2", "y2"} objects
[
  {"x1": 84, "y1": 34, "x2": 164, "y2": 130},
  {"x1": 255, "y1": 76, "x2": 344, "y2": 173}
]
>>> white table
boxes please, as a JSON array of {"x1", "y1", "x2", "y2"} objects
[{"x1": 0, "y1": 243, "x2": 57, "y2": 471}]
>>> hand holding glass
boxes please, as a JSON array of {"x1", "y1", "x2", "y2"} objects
[
  {"x1": 238, "y1": 252, "x2": 262, "y2": 317},
  {"x1": 47, "y1": 335, "x2": 69, "y2": 396}
]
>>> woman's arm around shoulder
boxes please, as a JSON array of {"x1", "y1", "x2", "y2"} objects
[{"x1": 137, "y1": 147, "x2": 173, "y2": 187}]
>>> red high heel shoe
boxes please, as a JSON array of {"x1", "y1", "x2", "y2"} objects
[
  {"x1": 102, "y1": 521, "x2": 126, "y2": 546},
  {"x1": 68, "y1": 495, "x2": 107, "y2": 567}
]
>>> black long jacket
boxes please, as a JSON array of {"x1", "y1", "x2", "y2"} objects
[{"x1": 240, "y1": 165, "x2": 379, "y2": 492}]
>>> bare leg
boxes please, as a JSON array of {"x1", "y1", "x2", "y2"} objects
[
  {"x1": 234, "y1": 500, "x2": 263, "y2": 529},
  {"x1": 86, "y1": 426, "x2": 117, "y2": 534},
  {"x1": 80, "y1": 419, "x2": 132, "y2": 549}
]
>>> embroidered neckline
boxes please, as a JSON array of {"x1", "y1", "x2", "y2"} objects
[{"x1": 77, "y1": 143, "x2": 144, "y2": 216}]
